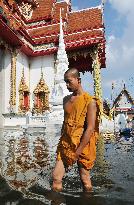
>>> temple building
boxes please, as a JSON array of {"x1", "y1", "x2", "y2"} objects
[
  {"x1": 0, "y1": 0, "x2": 106, "y2": 127},
  {"x1": 113, "y1": 85, "x2": 134, "y2": 130}
]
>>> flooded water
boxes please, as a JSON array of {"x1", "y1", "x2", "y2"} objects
[{"x1": 0, "y1": 125, "x2": 134, "y2": 205}]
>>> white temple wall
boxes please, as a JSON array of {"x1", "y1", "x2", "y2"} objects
[
  {"x1": 29, "y1": 55, "x2": 55, "y2": 109},
  {"x1": 3, "y1": 50, "x2": 11, "y2": 114},
  {"x1": 16, "y1": 52, "x2": 29, "y2": 113}
]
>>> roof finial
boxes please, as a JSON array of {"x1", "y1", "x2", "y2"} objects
[
  {"x1": 101, "y1": 0, "x2": 106, "y2": 6},
  {"x1": 101, "y1": 0, "x2": 106, "y2": 12},
  {"x1": 124, "y1": 83, "x2": 126, "y2": 90}
]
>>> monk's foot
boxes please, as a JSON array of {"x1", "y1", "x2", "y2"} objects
[
  {"x1": 52, "y1": 187, "x2": 63, "y2": 192},
  {"x1": 52, "y1": 179, "x2": 63, "y2": 192},
  {"x1": 52, "y1": 182, "x2": 63, "y2": 192},
  {"x1": 83, "y1": 185, "x2": 93, "y2": 192}
]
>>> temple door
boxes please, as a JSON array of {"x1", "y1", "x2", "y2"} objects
[
  {"x1": 23, "y1": 91, "x2": 29, "y2": 109},
  {"x1": 39, "y1": 92, "x2": 45, "y2": 108}
]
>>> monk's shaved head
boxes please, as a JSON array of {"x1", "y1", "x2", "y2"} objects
[{"x1": 64, "y1": 68, "x2": 80, "y2": 78}]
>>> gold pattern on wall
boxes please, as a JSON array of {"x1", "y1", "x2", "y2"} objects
[
  {"x1": 10, "y1": 48, "x2": 18, "y2": 110},
  {"x1": 18, "y1": 68, "x2": 30, "y2": 114},
  {"x1": 33, "y1": 71, "x2": 50, "y2": 115}
]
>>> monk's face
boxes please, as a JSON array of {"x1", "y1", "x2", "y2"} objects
[{"x1": 64, "y1": 73, "x2": 80, "y2": 92}]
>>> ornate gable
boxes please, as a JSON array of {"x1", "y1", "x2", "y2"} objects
[{"x1": 113, "y1": 87, "x2": 134, "y2": 108}]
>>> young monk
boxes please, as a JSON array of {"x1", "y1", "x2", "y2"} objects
[{"x1": 52, "y1": 68, "x2": 100, "y2": 192}]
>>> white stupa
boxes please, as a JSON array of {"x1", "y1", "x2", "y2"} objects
[{"x1": 50, "y1": 8, "x2": 69, "y2": 107}]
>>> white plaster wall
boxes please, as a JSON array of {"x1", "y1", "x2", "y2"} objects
[
  {"x1": 115, "y1": 114, "x2": 127, "y2": 130},
  {"x1": 3, "y1": 50, "x2": 11, "y2": 114},
  {"x1": 4, "y1": 116, "x2": 26, "y2": 126},
  {"x1": 16, "y1": 52, "x2": 29, "y2": 113},
  {"x1": 30, "y1": 55, "x2": 55, "y2": 109}
]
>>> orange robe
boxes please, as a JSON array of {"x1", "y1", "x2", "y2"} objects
[{"x1": 57, "y1": 92, "x2": 100, "y2": 170}]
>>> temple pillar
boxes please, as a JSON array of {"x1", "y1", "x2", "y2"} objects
[
  {"x1": 10, "y1": 48, "x2": 18, "y2": 113},
  {"x1": 91, "y1": 46, "x2": 102, "y2": 100},
  {"x1": 90, "y1": 46, "x2": 103, "y2": 116}
]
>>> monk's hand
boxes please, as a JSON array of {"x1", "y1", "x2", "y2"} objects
[
  {"x1": 69, "y1": 152, "x2": 79, "y2": 166},
  {"x1": 71, "y1": 152, "x2": 78, "y2": 162},
  {"x1": 75, "y1": 148, "x2": 82, "y2": 159}
]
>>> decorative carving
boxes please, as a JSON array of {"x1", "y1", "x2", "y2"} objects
[
  {"x1": 90, "y1": 46, "x2": 102, "y2": 100},
  {"x1": 90, "y1": 46, "x2": 103, "y2": 116},
  {"x1": 18, "y1": 2, "x2": 33, "y2": 20},
  {"x1": 16, "y1": 0, "x2": 38, "y2": 20},
  {"x1": 9, "y1": 48, "x2": 18, "y2": 112},
  {"x1": 33, "y1": 71, "x2": 50, "y2": 115},
  {"x1": 18, "y1": 68, "x2": 30, "y2": 114},
  {"x1": 15, "y1": 0, "x2": 38, "y2": 8}
]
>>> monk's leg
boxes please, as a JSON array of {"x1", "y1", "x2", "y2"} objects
[
  {"x1": 52, "y1": 160, "x2": 65, "y2": 192},
  {"x1": 78, "y1": 165, "x2": 92, "y2": 192}
]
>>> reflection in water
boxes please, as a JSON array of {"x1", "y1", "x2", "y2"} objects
[
  {"x1": 0, "y1": 127, "x2": 134, "y2": 205},
  {"x1": 1, "y1": 129, "x2": 49, "y2": 192}
]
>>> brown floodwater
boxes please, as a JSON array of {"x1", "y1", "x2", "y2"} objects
[{"x1": 0, "y1": 125, "x2": 134, "y2": 205}]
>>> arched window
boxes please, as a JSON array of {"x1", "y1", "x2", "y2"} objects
[{"x1": 18, "y1": 76, "x2": 30, "y2": 114}]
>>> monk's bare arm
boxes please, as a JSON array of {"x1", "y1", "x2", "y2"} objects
[
  {"x1": 61, "y1": 95, "x2": 70, "y2": 134},
  {"x1": 75, "y1": 99, "x2": 97, "y2": 157}
]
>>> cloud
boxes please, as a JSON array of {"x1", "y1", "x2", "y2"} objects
[
  {"x1": 109, "y1": 0, "x2": 134, "y2": 15},
  {"x1": 103, "y1": 0, "x2": 134, "y2": 99}
]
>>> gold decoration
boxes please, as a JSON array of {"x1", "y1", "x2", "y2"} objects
[
  {"x1": 90, "y1": 46, "x2": 103, "y2": 116},
  {"x1": 33, "y1": 70, "x2": 50, "y2": 115},
  {"x1": 18, "y1": 68, "x2": 30, "y2": 114},
  {"x1": 18, "y1": 2, "x2": 33, "y2": 20},
  {"x1": 10, "y1": 48, "x2": 18, "y2": 110}
]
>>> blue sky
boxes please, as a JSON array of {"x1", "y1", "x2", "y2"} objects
[{"x1": 71, "y1": 0, "x2": 134, "y2": 102}]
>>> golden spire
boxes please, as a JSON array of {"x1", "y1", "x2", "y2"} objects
[{"x1": 41, "y1": 66, "x2": 43, "y2": 80}]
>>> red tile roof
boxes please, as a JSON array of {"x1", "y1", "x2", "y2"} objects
[
  {"x1": 0, "y1": 1, "x2": 106, "y2": 68},
  {"x1": 29, "y1": 0, "x2": 55, "y2": 22},
  {"x1": 27, "y1": 7, "x2": 104, "y2": 45},
  {"x1": 68, "y1": 8, "x2": 103, "y2": 32}
]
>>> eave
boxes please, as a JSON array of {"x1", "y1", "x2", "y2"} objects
[{"x1": 0, "y1": 15, "x2": 22, "y2": 47}]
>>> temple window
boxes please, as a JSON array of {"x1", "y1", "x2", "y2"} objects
[
  {"x1": 32, "y1": 74, "x2": 50, "y2": 115},
  {"x1": 18, "y1": 73, "x2": 30, "y2": 114}
]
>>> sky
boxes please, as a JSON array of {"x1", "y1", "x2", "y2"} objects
[{"x1": 71, "y1": 0, "x2": 134, "y2": 102}]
